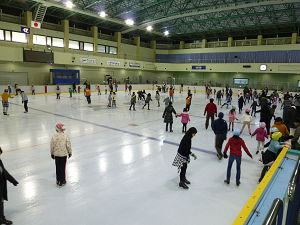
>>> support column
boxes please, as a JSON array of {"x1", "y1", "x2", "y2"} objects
[
  {"x1": 61, "y1": 20, "x2": 69, "y2": 52},
  {"x1": 292, "y1": 33, "x2": 298, "y2": 44},
  {"x1": 179, "y1": 41, "x2": 185, "y2": 49},
  {"x1": 134, "y1": 36, "x2": 140, "y2": 60},
  {"x1": 202, "y1": 39, "x2": 207, "y2": 48},
  {"x1": 91, "y1": 26, "x2": 98, "y2": 54},
  {"x1": 114, "y1": 32, "x2": 121, "y2": 58},
  {"x1": 228, "y1": 37, "x2": 233, "y2": 47},
  {"x1": 150, "y1": 40, "x2": 156, "y2": 62},
  {"x1": 257, "y1": 35, "x2": 263, "y2": 45},
  {"x1": 24, "y1": 11, "x2": 33, "y2": 48}
]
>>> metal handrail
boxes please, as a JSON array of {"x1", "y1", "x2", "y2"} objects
[
  {"x1": 262, "y1": 198, "x2": 283, "y2": 225},
  {"x1": 287, "y1": 155, "x2": 300, "y2": 201}
]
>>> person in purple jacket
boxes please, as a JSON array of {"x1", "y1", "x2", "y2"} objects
[
  {"x1": 176, "y1": 108, "x2": 190, "y2": 133},
  {"x1": 251, "y1": 122, "x2": 269, "y2": 154}
]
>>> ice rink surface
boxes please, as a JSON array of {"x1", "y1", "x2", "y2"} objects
[{"x1": 0, "y1": 89, "x2": 281, "y2": 225}]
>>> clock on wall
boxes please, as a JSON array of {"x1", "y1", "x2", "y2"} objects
[{"x1": 260, "y1": 65, "x2": 267, "y2": 71}]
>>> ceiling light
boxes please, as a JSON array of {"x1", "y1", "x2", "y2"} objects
[
  {"x1": 65, "y1": 1, "x2": 74, "y2": 8},
  {"x1": 146, "y1": 26, "x2": 153, "y2": 31},
  {"x1": 99, "y1": 11, "x2": 106, "y2": 18},
  {"x1": 125, "y1": 19, "x2": 134, "y2": 26},
  {"x1": 164, "y1": 30, "x2": 169, "y2": 36}
]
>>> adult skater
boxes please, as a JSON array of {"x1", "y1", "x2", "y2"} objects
[
  {"x1": 223, "y1": 129, "x2": 252, "y2": 186},
  {"x1": 172, "y1": 127, "x2": 198, "y2": 189},
  {"x1": 50, "y1": 124, "x2": 72, "y2": 186},
  {"x1": 213, "y1": 112, "x2": 228, "y2": 160},
  {"x1": 163, "y1": 102, "x2": 176, "y2": 132},
  {"x1": 1, "y1": 89, "x2": 12, "y2": 116},
  {"x1": 0, "y1": 147, "x2": 19, "y2": 225},
  {"x1": 142, "y1": 93, "x2": 152, "y2": 110},
  {"x1": 20, "y1": 90, "x2": 28, "y2": 113},
  {"x1": 186, "y1": 94, "x2": 192, "y2": 111},
  {"x1": 129, "y1": 92, "x2": 136, "y2": 111},
  {"x1": 204, "y1": 98, "x2": 217, "y2": 130}
]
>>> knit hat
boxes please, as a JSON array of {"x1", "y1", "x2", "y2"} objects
[
  {"x1": 218, "y1": 112, "x2": 224, "y2": 119},
  {"x1": 259, "y1": 122, "x2": 266, "y2": 129},
  {"x1": 270, "y1": 127, "x2": 279, "y2": 133},
  {"x1": 245, "y1": 108, "x2": 250, "y2": 113},
  {"x1": 272, "y1": 132, "x2": 282, "y2": 141},
  {"x1": 233, "y1": 129, "x2": 240, "y2": 136},
  {"x1": 55, "y1": 123, "x2": 66, "y2": 132}
]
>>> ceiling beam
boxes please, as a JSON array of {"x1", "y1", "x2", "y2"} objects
[{"x1": 121, "y1": 0, "x2": 300, "y2": 34}]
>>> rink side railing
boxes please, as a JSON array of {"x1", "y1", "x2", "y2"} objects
[{"x1": 232, "y1": 147, "x2": 288, "y2": 225}]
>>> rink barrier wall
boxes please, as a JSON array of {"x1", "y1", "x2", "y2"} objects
[{"x1": 232, "y1": 147, "x2": 288, "y2": 225}]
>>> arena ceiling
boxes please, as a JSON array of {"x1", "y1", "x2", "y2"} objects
[{"x1": 1, "y1": 0, "x2": 300, "y2": 42}]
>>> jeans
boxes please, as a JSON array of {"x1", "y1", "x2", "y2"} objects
[{"x1": 226, "y1": 155, "x2": 241, "y2": 182}]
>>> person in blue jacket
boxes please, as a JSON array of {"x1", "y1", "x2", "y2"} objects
[
  {"x1": 213, "y1": 112, "x2": 228, "y2": 160},
  {"x1": 262, "y1": 131, "x2": 285, "y2": 165}
]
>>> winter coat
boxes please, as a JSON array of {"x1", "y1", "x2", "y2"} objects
[
  {"x1": 257, "y1": 107, "x2": 271, "y2": 122},
  {"x1": 21, "y1": 92, "x2": 28, "y2": 101},
  {"x1": 224, "y1": 137, "x2": 251, "y2": 157},
  {"x1": 229, "y1": 111, "x2": 237, "y2": 121},
  {"x1": 56, "y1": 89, "x2": 61, "y2": 94},
  {"x1": 241, "y1": 114, "x2": 252, "y2": 122},
  {"x1": 204, "y1": 102, "x2": 217, "y2": 115},
  {"x1": 186, "y1": 96, "x2": 192, "y2": 105},
  {"x1": 131, "y1": 95, "x2": 136, "y2": 104},
  {"x1": 163, "y1": 105, "x2": 176, "y2": 123},
  {"x1": 145, "y1": 95, "x2": 152, "y2": 103},
  {"x1": 285, "y1": 108, "x2": 296, "y2": 128},
  {"x1": 0, "y1": 160, "x2": 18, "y2": 201},
  {"x1": 164, "y1": 97, "x2": 171, "y2": 105},
  {"x1": 177, "y1": 112, "x2": 190, "y2": 124},
  {"x1": 272, "y1": 122, "x2": 289, "y2": 137},
  {"x1": 213, "y1": 118, "x2": 228, "y2": 135},
  {"x1": 177, "y1": 135, "x2": 192, "y2": 157},
  {"x1": 1, "y1": 92, "x2": 10, "y2": 102},
  {"x1": 238, "y1": 97, "x2": 245, "y2": 107},
  {"x1": 252, "y1": 128, "x2": 268, "y2": 142},
  {"x1": 282, "y1": 99, "x2": 292, "y2": 109},
  {"x1": 85, "y1": 89, "x2": 91, "y2": 96},
  {"x1": 50, "y1": 132, "x2": 72, "y2": 157},
  {"x1": 155, "y1": 94, "x2": 160, "y2": 101},
  {"x1": 268, "y1": 139, "x2": 285, "y2": 154},
  {"x1": 112, "y1": 94, "x2": 116, "y2": 101}
]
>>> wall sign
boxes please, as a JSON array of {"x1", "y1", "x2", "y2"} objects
[
  {"x1": 129, "y1": 62, "x2": 140, "y2": 68},
  {"x1": 107, "y1": 61, "x2": 120, "y2": 66},
  {"x1": 80, "y1": 58, "x2": 97, "y2": 64},
  {"x1": 21, "y1": 26, "x2": 30, "y2": 34},
  {"x1": 192, "y1": 65, "x2": 206, "y2": 70}
]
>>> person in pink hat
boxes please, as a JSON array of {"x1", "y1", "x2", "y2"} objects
[
  {"x1": 240, "y1": 108, "x2": 252, "y2": 135},
  {"x1": 251, "y1": 122, "x2": 269, "y2": 154},
  {"x1": 50, "y1": 123, "x2": 72, "y2": 186}
]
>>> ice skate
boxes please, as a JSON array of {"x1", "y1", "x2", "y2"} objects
[
  {"x1": 179, "y1": 181, "x2": 189, "y2": 189},
  {"x1": 224, "y1": 180, "x2": 230, "y2": 184}
]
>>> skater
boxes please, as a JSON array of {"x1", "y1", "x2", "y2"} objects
[
  {"x1": 31, "y1": 84, "x2": 35, "y2": 95},
  {"x1": 114, "y1": 83, "x2": 118, "y2": 92},
  {"x1": 228, "y1": 106, "x2": 238, "y2": 131},
  {"x1": 180, "y1": 83, "x2": 183, "y2": 93},
  {"x1": 221, "y1": 96, "x2": 231, "y2": 109},
  {"x1": 129, "y1": 92, "x2": 136, "y2": 111},
  {"x1": 169, "y1": 88, "x2": 174, "y2": 102},
  {"x1": 20, "y1": 90, "x2": 28, "y2": 113},
  {"x1": 72, "y1": 82, "x2": 76, "y2": 93},
  {"x1": 56, "y1": 86, "x2": 61, "y2": 99},
  {"x1": 155, "y1": 91, "x2": 160, "y2": 107},
  {"x1": 186, "y1": 94, "x2": 192, "y2": 111},
  {"x1": 107, "y1": 92, "x2": 112, "y2": 107},
  {"x1": 50, "y1": 124, "x2": 72, "y2": 187},
  {"x1": 252, "y1": 122, "x2": 268, "y2": 154},
  {"x1": 172, "y1": 127, "x2": 198, "y2": 189},
  {"x1": 216, "y1": 90, "x2": 222, "y2": 105},
  {"x1": 176, "y1": 108, "x2": 190, "y2": 133},
  {"x1": 128, "y1": 85, "x2": 132, "y2": 95},
  {"x1": 223, "y1": 129, "x2": 252, "y2": 186},
  {"x1": 163, "y1": 102, "x2": 177, "y2": 132},
  {"x1": 69, "y1": 88, "x2": 73, "y2": 98},
  {"x1": 204, "y1": 98, "x2": 217, "y2": 130},
  {"x1": 194, "y1": 87, "x2": 196, "y2": 95},
  {"x1": 77, "y1": 85, "x2": 81, "y2": 94},
  {"x1": 250, "y1": 100, "x2": 258, "y2": 117},
  {"x1": 238, "y1": 95, "x2": 245, "y2": 114},
  {"x1": 112, "y1": 92, "x2": 116, "y2": 107},
  {"x1": 142, "y1": 93, "x2": 152, "y2": 110},
  {"x1": 97, "y1": 85, "x2": 101, "y2": 95},
  {"x1": 105, "y1": 86, "x2": 107, "y2": 95},
  {"x1": 213, "y1": 88, "x2": 216, "y2": 97},
  {"x1": 1, "y1": 89, "x2": 12, "y2": 116},
  {"x1": 213, "y1": 112, "x2": 228, "y2": 160},
  {"x1": 85, "y1": 87, "x2": 91, "y2": 104},
  {"x1": 163, "y1": 96, "x2": 171, "y2": 108},
  {"x1": 240, "y1": 109, "x2": 252, "y2": 135},
  {"x1": 7, "y1": 86, "x2": 11, "y2": 95},
  {"x1": 0, "y1": 147, "x2": 19, "y2": 225},
  {"x1": 285, "y1": 106, "x2": 297, "y2": 133}
]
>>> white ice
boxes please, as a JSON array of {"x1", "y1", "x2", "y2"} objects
[{"x1": 0, "y1": 89, "x2": 279, "y2": 225}]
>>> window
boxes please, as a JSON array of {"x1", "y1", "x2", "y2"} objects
[
  {"x1": 233, "y1": 78, "x2": 248, "y2": 85},
  {"x1": 97, "y1": 44, "x2": 106, "y2": 53},
  {"x1": 83, "y1": 42, "x2": 93, "y2": 51},
  {"x1": 12, "y1": 32, "x2": 27, "y2": 43},
  {"x1": 5, "y1": 31, "x2": 11, "y2": 41},
  {"x1": 109, "y1": 46, "x2": 117, "y2": 55},
  {"x1": 69, "y1": 40, "x2": 79, "y2": 50},
  {"x1": 33, "y1": 35, "x2": 46, "y2": 45},
  {"x1": 52, "y1": 37, "x2": 64, "y2": 47},
  {"x1": 47, "y1": 37, "x2": 52, "y2": 46},
  {"x1": 0, "y1": 30, "x2": 4, "y2": 40}
]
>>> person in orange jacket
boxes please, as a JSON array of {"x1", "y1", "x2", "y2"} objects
[
  {"x1": 85, "y1": 87, "x2": 91, "y2": 104},
  {"x1": 169, "y1": 88, "x2": 174, "y2": 102},
  {"x1": 271, "y1": 117, "x2": 289, "y2": 137}
]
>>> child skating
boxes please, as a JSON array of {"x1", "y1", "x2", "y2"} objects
[
  {"x1": 172, "y1": 127, "x2": 197, "y2": 189},
  {"x1": 107, "y1": 92, "x2": 112, "y2": 107},
  {"x1": 97, "y1": 85, "x2": 101, "y2": 95},
  {"x1": 56, "y1": 85, "x2": 61, "y2": 99},
  {"x1": 251, "y1": 122, "x2": 268, "y2": 154},
  {"x1": 176, "y1": 108, "x2": 190, "y2": 133},
  {"x1": 142, "y1": 93, "x2": 152, "y2": 110},
  {"x1": 223, "y1": 129, "x2": 252, "y2": 186},
  {"x1": 155, "y1": 91, "x2": 160, "y2": 107},
  {"x1": 240, "y1": 109, "x2": 252, "y2": 135},
  {"x1": 112, "y1": 92, "x2": 116, "y2": 107},
  {"x1": 228, "y1": 106, "x2": 238, "y2": 131},
  {"x1": 186, "y1": 94, "x2": 192, "y2": 111},
  {"x1": 221, "y1": 96, "x2": 231, "y2": 109},
  {"x1": 69, "y1": 88, "x2": 73, "y2": 98},
  {"x1": 1, "y1": 89, "x2": 12, "y2": 116}
]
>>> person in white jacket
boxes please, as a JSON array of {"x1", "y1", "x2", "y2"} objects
[
  {"x1": 50, "y1": 123, "x2": 72, "y2": 186},
  {"x1": 240, "y1": 109, "x2": 252, "y2": 135},
  {"x1": 20, "y1": 90, "x2": 28, "y2": 113}
]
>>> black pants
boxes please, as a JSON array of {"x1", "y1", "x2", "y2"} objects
[
  {"x1": 166, "y1": 122, "x2": 173, "y2": 131},
  {"x1": 251, "y1": 108, "x2": 256, "y2": 117},
  {"x1": 215, "y1": 134, "x2": 226, "y2": 157},
  {"x1": 24, "y1": 100, "x2": 28, "y2": 112},
  {"x1": 32, "y1": 90, "x2": 35, "y2": 95},
  {"x1": 55, "y1": 156, "x2": 67, "y2": 183},
  {"x1": 0, "y1": 201, "x2": 5, "y2": 219},
  {"x1": 129, "y1": 103, "x2": 135, "y2": 110},
  {"x1": 143, "y1": 103, "x2": 150, "y2": 110},
  {"x1": 186, "y1": 104, "x2": 190, "y2": 111},
  {"x1": 56, "y1": 94, "x2": 60, "y2": 99},
  {"x1": 205, "y1": 114, "x2": 214, "y2": 129},
  {"x1": 180, "y1": 163, "x2": 187, "y2": 182},
  {"x1": 182, "y1": 123, "x2": 187, "y2": 132},
  {"x1": 86, "y1": 96, "x2": 91, "y2": 104}
]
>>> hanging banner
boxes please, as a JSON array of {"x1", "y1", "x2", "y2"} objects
[
  {"x1": 129, "y1": 62, "x2": 140, "y2": 68},
  {"x1": 21, "y1": 26, "x2": 30, "y2": 34},
  {"x1": 80, "y1": 58, "x2": 97, "y2": 64},
  {"x1": 192, "y1": 65, "x2": 206, "y2": 70},
  {"x1": 107, "y1": 61, "x2": 120, "y2": 66}
]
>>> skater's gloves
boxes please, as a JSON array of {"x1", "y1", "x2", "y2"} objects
[
  {"x1": 51, "y1": 155, "x2": 55, "y2": 159},
  {"x1": 68, "y1": 154, "x2": 72, "y2": 158},
  {"x1": 191, "y1": 153, "x2": 197, "y2": 160},
  {"x1": 223, "y1": 152, "x2": 228, "y2": 159},
  {"x1": 248, "y1": 153, "x2": 253, "y2": 159},
  {"x1": 13, "y1": 181, "x2": 19, "y2": 186}
]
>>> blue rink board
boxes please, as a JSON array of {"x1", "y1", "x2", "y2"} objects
[{"x1": 247, "y1": 157, "x2": 297, "y2": 225}]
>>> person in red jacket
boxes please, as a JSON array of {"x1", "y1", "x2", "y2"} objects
[
  {"x1": 204, "y1": 98, "x2": 217, "y2": 130},
  {"x1": 223, "y1": 129, "x2": 252, "y2": 186}
]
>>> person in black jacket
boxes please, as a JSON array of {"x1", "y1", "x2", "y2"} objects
[
  {"x1": 172, "y1": 127, "x2": 198, "y2": 189},
  {"x1": 238, "y1": 95, "x2": 245, "y2": 114},
  {"x1": 257, "y1": 106, "x2": 272, "y2": 135},
  {"x1": 0, "y1": 147, "x2": 18, "y2": 225},
  {"x1": 213, "y1": 112, "x2": 228, "y2": 160},
  {"x1": 163, "y1": 102, "x2": 177, "y2": 132}
]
